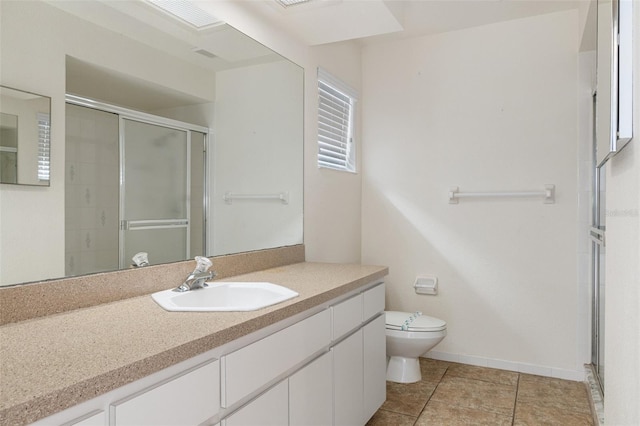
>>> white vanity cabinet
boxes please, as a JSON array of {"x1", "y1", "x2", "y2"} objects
[
  {"x1": 333, "y1": 329, "x2": 365, "y2": 425},
  {"x1": 332, "y1": 283, "x2": 386, "y2": 426},
  {"x1": 363, "y1": 314, "x2": 386, "y2": 420},
  {"x1": 110, "y1": 359, "x2": 220, "y2": 426},
  {"x1": 222, "y1": 380, "x2": 289, "y2": 426},
  {"x1": 60, "y1": 410, "x2": 106, "y2": 426},
  {"x1": 29, "y1": 281, "x2": 386, "y2": 426},
  {"x1": 289, "y1": 351, "x2": 333, "y2": 426},
  {"x1": 221, "y1": 310, "x2": 331, "y2": 408}
]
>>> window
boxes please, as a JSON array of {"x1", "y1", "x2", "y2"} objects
[
  {"x1": 37, "y1": 112, "x2": 50, "y2": 182},
  {"x1": 317, "y1": 68, "x2": 357, "y2": 172}
]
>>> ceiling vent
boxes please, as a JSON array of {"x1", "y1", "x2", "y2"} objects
[
  {"x1": 192, "y1": 48, "x2": 217, "y2": 59},
  {"x1": 275, "y1": 0, "x2": 313, "y2": 8}
]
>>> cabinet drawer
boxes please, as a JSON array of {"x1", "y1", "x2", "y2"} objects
[
  {"x1": 62, "y1": 410, "x2": 106, "y2": 426},
  {"x1": 223, "y1": 309, "x2": 330, "y2": 408},
  {"x1": 332, "y1": 293, "x2": 363, "y2": 340},
  {"x1": 363, "y1": 283, "x2": 385, "y2": 321},
  {"x1": 110, "y1": 359, "x2": 219, "y2": 426},
  {"x1": 222, "y1": 380, "x2": 288, "y2": 426}
]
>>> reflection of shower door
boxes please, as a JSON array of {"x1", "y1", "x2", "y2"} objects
[{"x1": 119, "y1": 118, "x2": 190, "y2": 268}]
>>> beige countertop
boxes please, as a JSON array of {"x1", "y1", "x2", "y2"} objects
[{"x1": 0, "y1": 262, "x2": 387, "y2": 425}]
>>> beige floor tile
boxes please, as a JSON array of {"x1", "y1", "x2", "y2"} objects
[
  {"x1": 366, "y1": 408, "x2": 417, "y2": 426},
  {"x1": 444, "y1": 362, "x2": 519, "y2": 387},
  {"x1": 430, "y1": 376, "x2": 517, "y2": 416},
  {"x1": 514, "y1": 402, "x2": 595, "y2": 426},
  {"x1": 416, "y1": 400, "x2": 513, "y2": 426},
  {"x1": 419, "y1": 357, "x2": 449, "y2": 383},
  {"x1": 517, "y1": 374, "x2": 592, "y2": 416},
  {"x1": 381, "y1": 380, "x2": 437, "y2": 417}
]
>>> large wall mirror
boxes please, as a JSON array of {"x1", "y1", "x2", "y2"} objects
[
  {"x1": 0, "y1": 0, "x2": 303, "y2": 287},
  {"x1": 595, "y1": 0, "x2": 633, "y2": 166},
  {"x1": 0, "y1": 86, "x2": 51, "y2": 186}
]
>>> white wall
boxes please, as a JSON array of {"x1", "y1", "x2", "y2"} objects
[
  {"x1": 603, "y1": 3, "x2": 640, "y2": 423},
  {"x1": 304, "y1": 42, "x2": 363, "y2": 263},
  {"x1": 361, "y1": 10, "x2": 583, "y2": 377}
]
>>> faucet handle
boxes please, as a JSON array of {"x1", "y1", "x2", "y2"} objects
[{"x1": 194, "y1": 256, "x2": 213, "y2": 273}]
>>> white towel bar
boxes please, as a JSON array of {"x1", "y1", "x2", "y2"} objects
[
  {"x1": 448, "y1": 185, "x2": 555, "y2": 204},
  {"x1": 224, "y1": 191, "x2": 289, "y2": 205}
]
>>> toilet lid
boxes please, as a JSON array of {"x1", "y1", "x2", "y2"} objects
[{"x1": 385, "y1": 311, "x2": 446, "y2": 332}]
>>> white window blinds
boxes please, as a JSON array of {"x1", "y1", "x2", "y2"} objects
[
  {"x1": 317, "y1": 68, "x2": 357, "y2": 172},
  {"x1": 37, "y1": 112, "x2": 50, "y2": 182}
]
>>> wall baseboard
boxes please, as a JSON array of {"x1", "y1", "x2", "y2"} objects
[{"x1": 426, "y1": 350, "x2": 586, "y2": 382}]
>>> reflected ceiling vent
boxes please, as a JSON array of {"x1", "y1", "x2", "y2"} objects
[
  {"x1": 146, "y1": 0, "x2": 222, "y2": 29},
  {"x1": 192, "y1": 48, "x2": 217, "y2": 59},
  {"x1": 276, "y1": 0, "x2": 313, "y2": 7}
]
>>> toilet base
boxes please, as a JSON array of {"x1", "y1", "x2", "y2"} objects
[{"x1": 386, "y1": 355, "x2": 421, "y2": 383}]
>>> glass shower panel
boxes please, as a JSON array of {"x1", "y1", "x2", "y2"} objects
[
  {"x1": 596, "y1": 165, "x2": 606, "y2": 389},
  {"x1": 65, "y1": 104, "x2": 119, "y2": 276},
  {"x1": 122, "y1": 228, "x2": 188, "y2": 266},
  {"x1": 121, "y1": 119, "x2": 189, "y2": 267}
]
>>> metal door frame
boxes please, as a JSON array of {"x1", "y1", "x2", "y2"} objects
[{"x1": 65, "y1": 95, "x2": 210, "y2": 269}]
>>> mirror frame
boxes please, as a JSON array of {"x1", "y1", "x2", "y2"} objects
[{"x1": 595, "y1": 0, "x2": 633, "y2": 166}]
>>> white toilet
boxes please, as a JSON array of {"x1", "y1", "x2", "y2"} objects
[{"x1": 385, "y1": 311, "x2": 447, "y2": 383}]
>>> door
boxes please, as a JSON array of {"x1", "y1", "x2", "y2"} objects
[
  {"x1": 120, "y1": 118, "x2": 190, "y2": 268},
  {"x1": 590, "y1": 91, "x2": 606, "y2": 392},
  {"x1": 590, "y1": 163, "x2": 606, "y2": 392}
]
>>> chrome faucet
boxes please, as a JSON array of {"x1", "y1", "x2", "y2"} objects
[{"x1": 173, "y1": 270, "x2": 216, "y2": 293}]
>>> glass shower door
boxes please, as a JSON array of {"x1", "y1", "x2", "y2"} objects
[
  {"x1": 591, "y1": 163, "x2": 606, "y2": 392},
  {"x1": 120, "y1": 118, "x2": 190, "y2": 268}
]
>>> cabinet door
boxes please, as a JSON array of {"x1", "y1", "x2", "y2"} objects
[
  {"x1": 223, "y1": 309, "x2": 330, "y2": 407},
  {"x1": 62, "y1": 410, "x2": 106, "y2": 426},
  {"x1": 222, "y1": 380, "x2": 288, "y2": 426},
  {"x1": 110, "y1": 359, "x2": 219, "y2": 426},
  {"x1": 363, "y1": 314, "x2": 386, "y2": 422},
  {"x1": 289, "y1": 352, "x2": 332, "y2": 426},
  {"x1": 332, "y1": 330, "x2": 364, "y2": 426}
]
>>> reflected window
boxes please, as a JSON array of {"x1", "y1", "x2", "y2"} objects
[{"x1": 37, "y1": 112, "x2": 50, "y2": 182}]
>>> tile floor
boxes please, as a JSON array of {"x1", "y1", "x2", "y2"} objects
[{"x1": 367, "y1": 358, "x2": 595, "y2": 426}]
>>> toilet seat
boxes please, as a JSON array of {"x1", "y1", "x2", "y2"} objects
[{"x1": 385, "y1": 311, "x2": 446, "y2": 332}]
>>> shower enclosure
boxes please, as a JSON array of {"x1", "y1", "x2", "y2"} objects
[
  {"x1": 65, "y1": 100, "x2": 207, "y2": 276},
  {"x1": 590, "y1": 93, "x2": 606, "y2": 393}
]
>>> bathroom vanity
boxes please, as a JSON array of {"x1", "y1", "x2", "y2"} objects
[{"x1": 0, "y1": 262, "x2": 388, "y2": 425}]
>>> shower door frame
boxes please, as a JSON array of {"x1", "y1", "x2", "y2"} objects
[
  {"x1": 590, "y1": 92, "x2": 606, "y2": 393},
  {"x1": 65, "y1": 94, "x2": 211, "y2": 269}
]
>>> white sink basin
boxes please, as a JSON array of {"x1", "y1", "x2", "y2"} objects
[{"x1": 151, "y1": 282, "x2": 299, "y2": 312}]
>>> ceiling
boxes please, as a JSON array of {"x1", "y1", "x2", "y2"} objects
[
  {"x1": 239, "y1": 0, "x2": 582, "y2": 46},
  {"x1": 51, "y1": 1, "x2": 584, "y2": 60},
  {"x1": 49, "y1": 0, "x2": 280, "y2": 72},
  {"x1": 54, "y1": 0, "x2": 585, "y2": 110}
]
